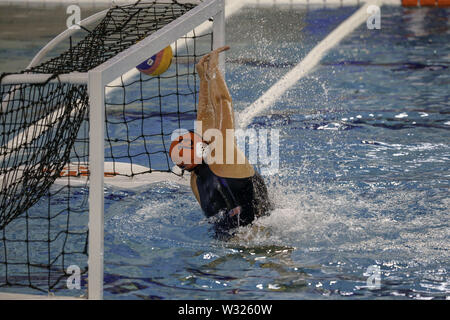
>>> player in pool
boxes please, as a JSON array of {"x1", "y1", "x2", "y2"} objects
[{"x1": 169, "y1": 46, "x2": 272, "y2": 236}]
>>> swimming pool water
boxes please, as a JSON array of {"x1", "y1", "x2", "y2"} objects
[
  {"x1": 101, "y1": 5, "x2": 449, "y2": 299},
  {"x1": 1, "y1": 3, "x2": 449, "y2": 299}
]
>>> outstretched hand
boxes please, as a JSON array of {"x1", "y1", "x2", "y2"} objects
[{"x1": 196, "y1": 46, "x2": 230, "y2": 79}]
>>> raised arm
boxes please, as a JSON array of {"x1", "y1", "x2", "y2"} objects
[
  {"x1": 196, "y1": 46, "x2": 234, "y2": 136},
  {"x1": 195, "y1": 46, "x2": 254, "y2": 179}
]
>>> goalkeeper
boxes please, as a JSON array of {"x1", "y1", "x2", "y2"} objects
[{"x1": 169, "y1": 46, "x2": 272, "y2": 234}]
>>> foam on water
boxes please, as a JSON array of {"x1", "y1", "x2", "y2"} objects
[
  {"x1": 231, "y1": 177, "x2": 449, "y2": 266},
  {"x1": 96, "y1": 5, "x2": 450, "y2": 299}
]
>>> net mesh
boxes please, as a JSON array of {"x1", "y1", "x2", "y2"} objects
[{"x1": 0, "y1": 0, "x2": 213, "y2": 296}]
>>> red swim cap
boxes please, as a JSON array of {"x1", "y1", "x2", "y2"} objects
[{"x1": 169, "y1": 131, "x2": 204, "y2": 171}]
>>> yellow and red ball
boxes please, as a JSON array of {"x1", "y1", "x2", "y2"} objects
[{"x1": 136, "y1": 46, "x2": 173, "y2": 76}]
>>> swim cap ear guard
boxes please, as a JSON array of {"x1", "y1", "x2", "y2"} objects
[{"x1": 195, "y1": 141, "x2": 208, "y2": 159}]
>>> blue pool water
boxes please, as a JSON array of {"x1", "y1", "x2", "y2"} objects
[
  {"x1": 100, "y1": 5, "x2": 449, "y2": 299},
  {"x1": 1, "y1": 4, "x2": 449, "y2": 299}
]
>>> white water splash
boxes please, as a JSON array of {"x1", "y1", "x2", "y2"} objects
[{"x1": 233, "y1": 177, "x2": 449, "y2": 266}]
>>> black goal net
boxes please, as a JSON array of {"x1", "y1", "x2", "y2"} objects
[{"x1": 0, "y1": 0, "x2": 213, "y2": 296}]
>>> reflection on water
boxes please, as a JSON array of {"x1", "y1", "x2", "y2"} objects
[
  {"x1": 0, "y1": 3, "x2": 449, "y2": 299},
  {"x1": 101, "y1": 6, "x2": 449, "y2": 300}
]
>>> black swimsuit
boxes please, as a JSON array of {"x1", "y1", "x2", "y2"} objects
[{"x1": 193, "y1": 164, "x2": 272, "y2": 232}]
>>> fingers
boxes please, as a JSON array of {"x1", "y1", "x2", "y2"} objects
[
  {"x1": 207, "y1": 46, "x2": 230, "y2": 66},
  {"x1": 196, "y1": 46, "x2": 230, "y2": 72},
  {"x1": 195, "y1": 60, "x2": 205, "y2": 77},
  {"x1": 200, "y1": 46, "x2": 230, "y2": 62},
  {"x1": 212, "y1": 46, "x2": 230, "y2": 55}
]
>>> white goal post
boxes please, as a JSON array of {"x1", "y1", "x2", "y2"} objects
[{"x1": 87, "y1": 0, "x2": 226, "y2": 300}]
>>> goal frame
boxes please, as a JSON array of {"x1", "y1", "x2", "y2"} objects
[
  {"x1": 0, "y1": 0, "x2": 225, "y2": 300},
  {"x1": 87, "y1": 0, "x2": 225, "y2": 300}
]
